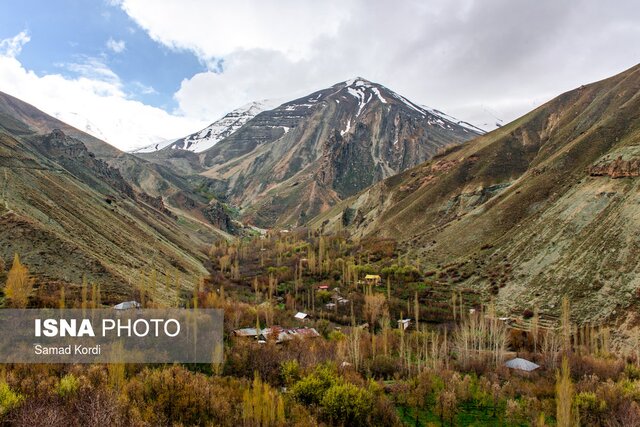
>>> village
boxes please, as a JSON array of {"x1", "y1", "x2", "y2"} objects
[{"x1": 1, "y1": 228, "x2": 631, "y2": 426}]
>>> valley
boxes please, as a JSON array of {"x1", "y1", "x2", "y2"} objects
[{"x1": 1, "y1": 59, "x2": 640, "y2": 426}]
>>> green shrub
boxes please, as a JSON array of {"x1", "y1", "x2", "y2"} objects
[
  {"x1": 290, "y1": 365, "x2": 337, "y2": 406},
  {"x1": 328, "y1": 330, "x2": 346, "y2": 341},
  {"x1": 321, "y1": 382, "x2": 373, "y2": 425},
  {"x1": 316, "y1": 290, "x2": 332, "y2": 304},
  {"x1": 624, "y1": 364, "x2": 640, "y2": 380},
  {"x1": 281, "y1": 360, "x2": 301, "y2": 386},
  {"x1": 0, "y1": 381, "x2": 23, "y2": 415},
  {"x1": 56, "y1": 373, "x2": 80, "y2": 398}
]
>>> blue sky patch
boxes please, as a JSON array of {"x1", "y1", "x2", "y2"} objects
[{"x1": 0, "y1": 0, "x2": 206, "y2": 110}]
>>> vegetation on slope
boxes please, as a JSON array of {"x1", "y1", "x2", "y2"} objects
[{"x1": 311, "y1": 64, "x2": 640, "y2": 325}]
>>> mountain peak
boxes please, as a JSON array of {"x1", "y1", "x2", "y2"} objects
[
  {"x1": 343, "y1": 77, "x2": 374, "y2": 87},
  {"x1": 241, "y1": 98, "x2": 282, "y2": 111}
]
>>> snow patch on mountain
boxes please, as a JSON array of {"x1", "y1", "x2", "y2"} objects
[
  {"x1": 333, "y1": 77, "x2": 484, "y2": 139},
  {"x1": 134, "y1": 139, "x2": 174, "y2": 152},
  {"x1": 345, "y1": 79, "x2": 375, "y2": 117},
  {"x1": 340, "y1": 119, "x2": 352, "y2": 136},
  {"x1": 390, "y1": 92, "x2": 427, "y2": 116},
  {"x1": 422, "y1": 105, "x2": 487, "y2": 134},
  {"x1": 371, "y1": 87, "x2": 387, "y2": 104},
  {"x1": 132, "y1": 99, "x2": 280, "y2": 153},
  {"x1": 178, "y1": 99, "x2": 280, "y2": 153}
]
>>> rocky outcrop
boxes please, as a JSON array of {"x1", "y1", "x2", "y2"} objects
[
  {"x1": 589, "y1": 156, "x2": 640, "y2": 178},
  {"x1": 38, "y1": 129, "x2": 137, "y2": 199},
  {"x1": 136, "y1": 192, "x2": 175, "y2": 217},
  {"x1": 203, "y1": 200, "x2": 236, "y2": 234}
]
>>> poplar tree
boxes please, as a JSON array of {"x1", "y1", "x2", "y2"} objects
[
  {"x1": 81, "y1": 276, "x2": 88, "y2": 307},
  {"x1": 58, "y1": 285, "x2": 65, "y2": 309},
  {"x1": 4, "y1": 254, "x2": 33, "y2": 308},
  {"x1": 555, "y1": 356, "x2": 574, "y2": 427},
  {"x1": 531, "y1": 305, "x2": 540, "y2": 353},
  {"x1": 414, "y1": 292, "x2": 420, "y2": 327},
  {"x1": 561, "y1": 295, "x2": 571, "y2": 354}
]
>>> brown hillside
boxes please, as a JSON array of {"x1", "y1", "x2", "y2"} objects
[{"x1": 312, "y1": 64, "x2": 640, "y2": 324}]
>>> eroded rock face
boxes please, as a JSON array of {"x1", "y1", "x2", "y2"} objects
[
  {"x1": 136, "y1": 192, "x2": 174, "y2": 217},
  {"x1": 41, "y1": 129, "x2": 87, "y2": 157},
  {"x1": 203, "y1": 200, "x2": 236, "y2": 234},
  {"x1": 38, "y1": 129, "x2": 137, "y2": 199},
  {"x1": 38, "y1": 130, "x2": 176, "y2": 214},
  {"x1": 589, "y1": 156, "x2": 640, "y2": 178}
]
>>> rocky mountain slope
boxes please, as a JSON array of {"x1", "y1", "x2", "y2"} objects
[
  {"x1": 139, "y1": 78, "x2": 482, "y2": 227},
  {"x1": 1, "y1": 92, "x2": 197, "y2": 205},
  {"x1": 0, "y1": 92, "x2": 249, "y2": 304},
  {"x1": 0, "y1": 90, "x2": 235, "y2": 237},
  {"x1": 311, "y1": 64, "x2": 640, "y2": 326},
  {"x1": 0, "y1": 125, "x2": 211, "y2": 304},
  {"x1": 133, "y1": 100, "x2": 279, "y2": 154}
]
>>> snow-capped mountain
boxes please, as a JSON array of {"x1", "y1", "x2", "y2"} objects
[
  {"x1": 132, "y1": 100, "x2": 280, "y2": 154},
  {"x1": 130, "y1": 138, "x2": 174, "y2": 153},
  {"x1": 419, "y1": 106, "x2": 487, "y2": 134},
  {"x1": 132, "y1": 77, "x2": 483, "y2": 227},
  {"x1": 338, "y1": 78, "x2": 486, "y2": 135},
  {"x1": 191, "y1": 77, "x2": 484, "y2": 226}
]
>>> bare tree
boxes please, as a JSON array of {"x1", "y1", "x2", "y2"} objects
[
  {"x1": 542, "y1": 329, "x2": 561, "y2": 371},
  {"x1": 454, "y1": 306, "x2": 508, "y2": 369},
  {"x1": 364, "y1": 293, "x2": 386, "y2": 329}
]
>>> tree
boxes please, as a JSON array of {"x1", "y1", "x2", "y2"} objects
[
  {"x1": 414, "y1": 292, "x2": 420, "y2": 327},
  {"x1": 321, "y1": 382, "x2": 373, "y2": 426},
  {"x1": 108, "y1": 344, "x2": 126, "y2": 391},
  {"x1": 410, "y1": 372, "x2": 432, "y2": 426},
  {"x1": 451, "y1": 292, "x2": 457, "y2": 321},
  {"x1": 346, "y1": 309, "x2": 363, "y2": 371},
  {"x1": 364, "y1": 293, "x2": 386, "y2": 329},
  {"x1": 542, "y1": 329, "x2": 561, "y2": 371},
  {"x1": 454, "y1": 309, "x2": 508, "y2": 369},
  {"x1": 555, "y1": 356, "x2": 574, "y2": 427},
  {"x1": 436, "y1": 389, "x2": 457, "y2": 426},
  {"x1": 81, "y1": 276, "x2": 88, "y2": 313},
  {"x1": 242, "y1": 373, "x2": 285, "y2": 427},
  {"x1": 561, "y1": 295, "x2": 571, "y2": 354},
  {"x1": 531, "y1": 305, "x2": 540, "y2": 353},
  {"x1": 4, "y1": 253, "x2": 33, "y2": 308},
  {"x1": 58, "y1": 285, "x2": 65, "y2": 309},
  {"x1": 290, "y1": 366, "x2": 336, "y2": 406}
]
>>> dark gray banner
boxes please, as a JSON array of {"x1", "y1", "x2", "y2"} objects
[{"x1": 0, "y1": 309, "x2": 223, "y2": 363}]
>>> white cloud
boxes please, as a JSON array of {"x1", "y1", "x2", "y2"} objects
[
  {"x1": 0, "y1": 32, "x2": 206, "y2": 151},
  {"x1": 3, "y1": 1, "x2": 640, "y2": 154},
  {"x1": 117, "y1": 0, "x2": 347, "y2": 59},
  {"x1": 106, "y1": 37, "x2": 126, "y2": 53},
  {"x1": 62, "y1": 55, "x2": 121, "y2": 85},
  {"x1": 0, "y1": 31, "x2": 30, "y2": 58},
  {"x1": 130, "y1": 81, "x2": 158, "y2": 95},
  {"x1": 117, "y1": 0, "x2": 640, "y2": 129}
]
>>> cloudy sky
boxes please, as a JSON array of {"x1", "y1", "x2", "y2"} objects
[{"x1": 0, "y1": 0, "x2": 638, "y2": 151}]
